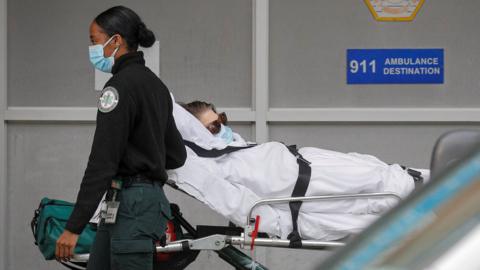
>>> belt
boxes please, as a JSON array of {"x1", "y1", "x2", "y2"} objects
[{"x1": 116, "y1": 175, "x2": 157, "y2": 188}]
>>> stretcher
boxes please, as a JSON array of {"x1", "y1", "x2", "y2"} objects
[
  {"x1": 42, "y1": 129, "x2": 473, "y2": 270},
  {"x1": 61, "y1": 179, "x2": 402, "y2": 270}
]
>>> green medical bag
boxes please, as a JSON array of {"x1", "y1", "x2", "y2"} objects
[{"x1": 30, "y1": 197, "x2": 96, "y2": 260}]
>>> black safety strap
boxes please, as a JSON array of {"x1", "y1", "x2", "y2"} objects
[
  {"x1": 285, "y1": 145, "x2": 312, "y2": 248},
  {"x1": 183, "y1": 140, "x2": 257, "y2": 158},
  {"x1": 407, "y1": 169, "x2": 423, "y2": 182},
  {"x1": 399, "y1": 165, "x2": 424, "y2": 183}
]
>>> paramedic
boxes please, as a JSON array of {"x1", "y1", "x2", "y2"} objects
[{"x1": 55, "y1": 6, "x2": 186, "y2": 269}]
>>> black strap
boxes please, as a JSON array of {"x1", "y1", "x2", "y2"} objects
[
  {"x1": 399, "y1": 165, "x2": 424, "y2": 183},
  {"x1": 183, "y1": 140, "x2": 257, "y2": 158},
  {"x1": 118, "y1": 175, "x2": 157, "y2": 188},
  {"x1": 31, "y1": 209, "x2": 40, "y2": 245},
  {"x1": 181, "y1": 240, "x2": 191, "y2": 251},
  {"x1": 407, "y1": 168, "x2": 423, "y2": 182},
  {"x1": 285, "y1": 145, "x2": 312, "y2": 248}
]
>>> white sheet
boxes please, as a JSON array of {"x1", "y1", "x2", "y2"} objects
[{"x1": 168, "y1": 99, "x2": 419, "y2": 240}]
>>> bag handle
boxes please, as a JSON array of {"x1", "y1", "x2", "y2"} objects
[{"x1": 30, "y1": 204, "x2": 42, "y2": 245}]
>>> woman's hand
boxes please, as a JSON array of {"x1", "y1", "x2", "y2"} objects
[{"x1": 55, "y1": 230, "x2": 79, "y2": 262}]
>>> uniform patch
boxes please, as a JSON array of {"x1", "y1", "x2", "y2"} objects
[{"x1": 98, "y1": 86, "x2": 119, "y2": 113}]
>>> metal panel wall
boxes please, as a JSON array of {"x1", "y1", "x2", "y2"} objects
[
  {"x1": 7, "y1": 124, "x2": 94, "y2": 270},
  {"x1": 7, "y1": 0, "x2": 252, "y2": 107},
  {"x1": 270, "y1": 0, "x2": 480, "y2": 108}
]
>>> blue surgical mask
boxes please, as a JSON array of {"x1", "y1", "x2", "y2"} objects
[
  {"x1": 216, "y1": 124, "x2": 234, "y2": 144},
  {"x1": 89, "y1": 35, "x2": 119, "y2": 73}
]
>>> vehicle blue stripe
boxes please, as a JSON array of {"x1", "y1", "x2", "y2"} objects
[{"x1": 337, "y1": 153, "x2": 480, "y2": 270}]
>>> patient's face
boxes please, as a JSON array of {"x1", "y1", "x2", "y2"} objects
[{"x1": 198, "y1": 109, "x2": 222, "y2": 134}]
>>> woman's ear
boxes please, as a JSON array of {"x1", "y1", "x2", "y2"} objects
[{"x1": 113, "y1": 34, "x2": 123, "y2": 47}]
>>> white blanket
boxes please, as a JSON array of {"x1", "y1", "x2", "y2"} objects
[{"x1": 168, "y1": 99, "x2": 419, "y2": 241}]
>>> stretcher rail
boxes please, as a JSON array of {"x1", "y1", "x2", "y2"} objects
[
  {"x1": 153, "y1": 235, "x2": 345, "y2": 253},
  {"x1": 246, "y1": 192, "x2": 402, "y2": 227},
  {"x1": 227, "y1": 236, "x2": 345, "y2": 249}
]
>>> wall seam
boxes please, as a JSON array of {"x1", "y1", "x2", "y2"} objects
[
  {"x1": 253, "y1": 0, "x2": 269, "y2": 143},
  {"x1": 6, "y1": 107, "x2": 480, "y2": 123},
  {"x1": 0, "y1": 0, "x2": 8, "y2": 268},
  {"x1": 4, "y1": 107, "x2": 256, "y2": 122}
]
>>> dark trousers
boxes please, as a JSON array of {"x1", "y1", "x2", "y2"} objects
[{"x1": 87, "y1": 182, "x2": 171, "y2": 270}]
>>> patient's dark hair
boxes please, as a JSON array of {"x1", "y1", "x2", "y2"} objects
[
  {"x1": 182, "y1": 101, "x2": 227, "y2": 125},
  {"x1": 181, "y1": 101, "x2": 217, "y2": 117}
]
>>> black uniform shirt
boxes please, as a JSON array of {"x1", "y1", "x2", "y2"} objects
[{"x1": 66, "y1": 51, "x2": 186, "y2": 234}]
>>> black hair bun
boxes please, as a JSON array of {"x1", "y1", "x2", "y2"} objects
[{"x1": 137, "y1": 23, "x2": 155, "y2": 48}]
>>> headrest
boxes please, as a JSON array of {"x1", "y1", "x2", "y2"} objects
[{"x1": 430, "y1": 129, "x2": 480, "y2": 178}]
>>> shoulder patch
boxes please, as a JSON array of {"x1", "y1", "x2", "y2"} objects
[{"x1": 98, "y1": 86, "x2": 119, "y2": 113}]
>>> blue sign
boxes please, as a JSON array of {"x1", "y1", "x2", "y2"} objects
[{"x1": 347, "y1": 49, "x2": 444, "y2": 84}]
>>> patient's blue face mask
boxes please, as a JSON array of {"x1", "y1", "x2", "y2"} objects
[
  {"x1": 89, "y1": 35, "x2": 119, "y2": 73},
  {"x1": 216, "y1": 124, "x2": 234, "y2": 144}
]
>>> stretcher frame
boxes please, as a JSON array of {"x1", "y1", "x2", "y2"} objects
[
  {"x1": 68, "y1": 185, "x2": 401, "y2": 270},
  {"x1": 154, "y1": 192, "x2": 401, "y2": 252}
]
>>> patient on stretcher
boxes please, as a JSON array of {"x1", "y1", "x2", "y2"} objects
[{"x1": 167, "y1": 98, "x2": 429, "y2": 241}]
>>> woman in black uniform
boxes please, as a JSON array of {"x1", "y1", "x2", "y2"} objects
[{"x1": 55, "y1": 6, "x2": 186, "y2": 270}]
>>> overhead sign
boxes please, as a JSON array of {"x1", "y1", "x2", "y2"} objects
[
  {"x1": 347, "y1": 49, "x2": 444, "y2": 84},
  {"x1": 365, "y1": 0, "x2": 425, "y2": 22}
]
